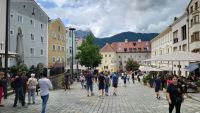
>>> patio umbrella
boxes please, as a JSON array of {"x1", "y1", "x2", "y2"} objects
[{"x1": 16, "y1": 27, "x2": 24, "y2": 65}]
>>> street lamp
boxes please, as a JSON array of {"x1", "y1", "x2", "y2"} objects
[{"x1": 69, "y1": 27, "x2": 76, "y2": 81}]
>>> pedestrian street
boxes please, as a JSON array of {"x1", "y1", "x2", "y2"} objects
[{"x1": 1, "y1": 79, "x2": 200, "y2": 113}]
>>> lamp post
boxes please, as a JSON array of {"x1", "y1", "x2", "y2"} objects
[{"x1": 69, "y1": 27, "x2": 76, "y2": 81}]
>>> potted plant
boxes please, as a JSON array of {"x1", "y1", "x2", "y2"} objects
[
  {"x1": 143, "y1": 77, "x2": 147, "y2": 85},
  {"x1": 196, "y1": 80, "x2": 200, "y2": 92}
]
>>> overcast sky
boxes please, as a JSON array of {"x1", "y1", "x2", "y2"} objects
[{"x1": 36, "y1": 0, "x2": 190, "y2": 38}]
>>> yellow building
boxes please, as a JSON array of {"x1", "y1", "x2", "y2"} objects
[
  {"x1": 99, "y1": 43, "x2": 118, "y2": 72},
  {"x1": 48, "y1": 18, "x2": 66, "y2": 68}
]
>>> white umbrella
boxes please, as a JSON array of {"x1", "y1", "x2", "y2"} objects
[{"x1": 16, "y1": 27, "x2": 24, "y2": 65}]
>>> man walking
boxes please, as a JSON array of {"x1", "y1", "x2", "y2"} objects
[
  {"x1": 154, "y1": 76, "x2": 161, "y2": 99},
  {"x1": 98, "y1": 72, "x2": 105, "y2": 96},
  {"x1": 38, "y1": 69, "x2": 53, "y2": 113},
  {"x1": 11, "y1": 71, "x2": 25, "y2": 107},
  {"x1": 85, "y1": 70, "x2": 94, "y2": 97},
  {"x1": 112, "y1": 72, "x2": 118, "y2": 96}
]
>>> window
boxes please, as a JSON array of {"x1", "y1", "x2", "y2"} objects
[
  {"x1": 18, "y1": 15, "x2": 23, "y2": 23},
  {"x1": 52, "y1": 57, "x2": 56, "y2": 63},
  {"x1": 58, "y1": 26, "x2": 61, "y2": 32},
  {"x1": 30, "y1": 48, "x2": 34, "y2": 55},
  {"x1": 58, "y1": 46, "x2": 61, "y2": 51},
  {"x1": 133, "y1": 43, "x2": 136, "y2": 46},
  {"x1": 62, "y1": 57, "x2": 64, "y2": 62},
  {"x1": 0, "y1": 43, "x2": 3, "y2": 50},
  {"x1": 191, "y1": 19, "x2": 193, "y2": 27},
  {"x1": 32, "y1": 7, "x2": 35, "y2": 15},
  {"x1": 62, "y1": 47, "x2": 65, "y2": 52},
  {"x1": 105, "y1": 54, "x2": 107, "y2": 57},
  {"x1": 109, "y1": 54, "x2": 111, "y2": 57},
  {"x1": 10, "y1": 30, "x2": 14, "y2": 36},
  {"x1": 181, "y1": 25, "x2": 187, "y2": 40},
  {"x1": 10, "y1": 14, "x2": 14, "y2": 18},
  {"x1": 58, "y1": 34, "x2": 61, "y2": 40},
  {"x1": 41, "y1": 24, "x2": 43, "y2": 29},
  {"x1": 23, "y1": 5, "x2": 26, "y2": 8},
  {"x1": 194, "y1": 15, "x2": 199, "y2": 24},
  {"x1": 195, "y1": 2, "x2": 198, "y2": 10},
  {"x1": 57, "y1": 57, "x2": 60, "y2": 62},
  {"x1": 30, "y1": 20, "x2": 35, "y2": 27},
  {"x1": 52, "y1": 45, "x2": 56, "y2": 51},
  {"x1": 41, "y1": 36, "x2": 43, "y2": 43},
  {"x1": 40, "y1": 49, "x2": 43, "y2": 55},
  {"x1": 31, "y1": 34, "x2": 34, "y2": 40},
  {"x1": 52, "y1": 32, "x2": 56, "y2": 38},
  {"x1": 190, "y1": 6, "x2": 193, "y2": 13},
  {"x1": 173, "y1": 30, "x2": 178, "y2": 43}
]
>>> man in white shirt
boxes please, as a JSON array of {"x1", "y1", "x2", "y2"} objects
[{"x1": 38, "y1": 69, "x2": 53, "y2": 113}]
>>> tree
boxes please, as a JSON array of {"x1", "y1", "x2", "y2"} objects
[
  {"x1": 76, "y1": 34, "x2": 102, "y2": 68},
  {"x1": 125, "y1": 58, "x2": 140, "y2": 71}
]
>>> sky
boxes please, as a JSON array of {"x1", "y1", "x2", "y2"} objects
[{"x1": 35, "y1": 0, "x2": 190, "y2": 38}]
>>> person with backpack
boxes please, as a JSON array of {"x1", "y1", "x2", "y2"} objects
[
  {"x1": 27, "y1": 73, "x2": 38, "y2": 105},
  {"x1": 98, "y1": 72, "x2": 105, "y2": 97},
  {"x1": 79, "y1": 73, "x2": 85, "y2": 89},
  {"x1": 112, "y1": 72, "x2": 118, "y2": 96},
  {"x1": 105, "y1": 73, "x2": 111, "y2": 96}
]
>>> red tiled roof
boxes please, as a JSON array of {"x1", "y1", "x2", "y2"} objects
[
  {"x1": 100, "y1": 43, "x2": 116, "y2": 52},
  {"x1": 111, "y1": 41, "x2": 151, "y2": 53}
]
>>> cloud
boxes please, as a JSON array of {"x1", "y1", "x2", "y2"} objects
[{"x1": 36, "y1": 0, "x2": 190, "y2": 38}]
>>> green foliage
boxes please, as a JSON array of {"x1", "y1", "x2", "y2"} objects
[
  {"x1": 10, "y1": 65, "x2": 18, "y2": 75},
  {"x1": 18, "y1": 63, "x2": 29, "y2": 73},
  {"x1": 196, "y1": 80, "x2": 200, "y2": 87},
  {"x1": 142, "y1": 77, "x2": 147, "y2": 85},
  {"x1": 36, "y1": 63, "x2": 44, "y2": 77},
  {"x1": 76, "y1": 34, "x2": 102, "y2": 68},
  {"x1": 125, "y1": 58, "x2": 140, "y2": 71}
]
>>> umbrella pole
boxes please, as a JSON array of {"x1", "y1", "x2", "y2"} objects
[{"x1": 172, "y1": 61, "x2": 173, "y2": 74}]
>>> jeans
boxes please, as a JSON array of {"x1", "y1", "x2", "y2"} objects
[
  {"x1": 28, "y1": 89, "x2": 36, "y2": 103},
  {"x1": 105, "y1": 85, "x2": 109, "y2": 94},
  {"x1": 169, "y1": 102, "x2": 181, "y2": 113},
  {"x1": 87, "y1": 84, "x2": 93, "y2": 95},
  {"x1": 14, "y1": 87, "x2": 25, "y2": 106},
  {"x1": 41, "y1": 94, "x2": 49, "y2": 113}
]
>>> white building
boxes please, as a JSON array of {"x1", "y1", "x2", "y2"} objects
[{"x1": 9, "y1": 0, "x2": 49, "y2": 68}]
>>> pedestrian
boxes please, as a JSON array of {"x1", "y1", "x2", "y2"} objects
[
  {"x1": 131, "y1": 72, "x2": 135, "y2": 84},
  {"x1": 137, "y1": 75, "x2": 141, "y2": 83},
  {"x1": 0, "y1": 72, "x2": 4, "y2": 107},
  {"x1": 105, "y1": 73, "x2": 111, "y2": 96},
  {"x1": 166, "y1": 75, "x2": 184, "y2": 113},
  {"x1": 11, "y1": 71, "x2": 25, "y2": 107},
  {"x1": 38, "y1": 69, "x2": 53, "y2": 113},
  {"x1": 79, "y1": 73, "x2": 85, "y2": 89},
  {"x1": 123, "y1": 72, "x2": 127, "y2": 87},
  {"x1": 64, "y1": 70, "x2": 70, "y2": 91},
  {"x1": 127, "y1": 73, "x2": 130, "y2": 83},
  {"x1": 154, "y1": 76, "x2": 161, "y2": 99},
  {"x1": 27, "y1": 73, "x2": 38, "y2": 105},
  {"x1": 98, "y1": 72, "x2": 105, "y2": 96},
  {"x1": 21, "y1": 72, "x2": 28, "y2": 104},
  {"x1": 112, "y1": 72, "x2": 118, "y2": 96},
  {"x1": 85, "y1": 70, "x2": 94, "y2": 97}
]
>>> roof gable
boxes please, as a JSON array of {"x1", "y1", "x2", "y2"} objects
[{"x1": 100, "y1": 43, "x2": 115, "y2": 52}]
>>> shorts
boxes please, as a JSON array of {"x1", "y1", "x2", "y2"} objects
[
  {"x1": 113, "y1": 84, "x2": 118, "y2": 88},
  {"x1": 155, "y1": 87, "x2": 160, "y2": 92},
  {"x1": 99, "y1": 83, "x2": 105, "y2": 90}
]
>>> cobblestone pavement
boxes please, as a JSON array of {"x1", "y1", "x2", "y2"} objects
[{"x1": 0, "y1": 79, "x2": 200, "y2": 113}]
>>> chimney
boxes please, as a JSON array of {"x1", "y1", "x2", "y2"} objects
[
  {"x1": 174, "y1": 17, "x2": 178, "y2": 21},
  {"x1": 138, "y1": 39, "x2": 141, "y2": 42},
  {"x1": 125, "y1": 39, "x2": 128, "y2": 43}
]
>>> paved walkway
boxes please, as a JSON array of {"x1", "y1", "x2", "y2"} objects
[{"x1": 0, "y1": 79, "x2": 200, "y2": 113}]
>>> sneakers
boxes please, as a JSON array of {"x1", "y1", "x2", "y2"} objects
[{"x1": 113, "y1": 93, "x2": 117, "y2": 96}]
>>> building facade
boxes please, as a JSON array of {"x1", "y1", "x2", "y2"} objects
[
  {"x1": 9, "y1": 0, "x2": 49, "y2": 68},
  {"x1": 187, "y1": 0, "x2": 200, "y2": 53},
  {"x1": 99, "y1": 40, "x2": 151, "y2": 72},
  {"x1": 48, "y1": 18, "x2": 66, "y2": 69},
  {"x1": 171, "y1": 13, "x2": 189, "y2": 76}
]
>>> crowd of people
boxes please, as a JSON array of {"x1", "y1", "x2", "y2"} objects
[{"x1": 0, "y1": 69, "x2": 53, "y2": 113}]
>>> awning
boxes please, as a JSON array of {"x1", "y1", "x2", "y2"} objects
[{"x1": 185, "y1": 64, "x2": 199, "y2": 72}]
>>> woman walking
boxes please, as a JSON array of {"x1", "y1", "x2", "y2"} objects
[{"x1": 166, "y1": 75, "x2": 184, "y2": 113}]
